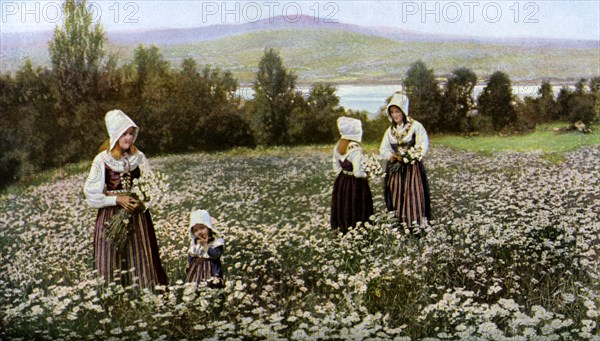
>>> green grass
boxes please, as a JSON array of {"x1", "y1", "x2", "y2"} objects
[{"x1": 430, "y1": 123, "x2": 600, "y2": 161}]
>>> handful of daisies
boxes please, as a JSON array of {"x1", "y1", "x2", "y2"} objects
[
  {"x1": 389, "y1": 146, "x2": 424, "y2": 173},
  {"x1": 104, "y1": 170, "x2": 169, "y2": 252},
  {"x1": 361, "y1": 154, "x2": 384, "y2": 179}
]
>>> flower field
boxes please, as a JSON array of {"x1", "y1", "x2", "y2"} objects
[{"x1": 1, "y1": 145, "x2": 598, "y2": 340}]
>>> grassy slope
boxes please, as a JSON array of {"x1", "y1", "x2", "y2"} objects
[
  {"x1": 7, "y1": 29, "x2": 598, "y2": 83},
  {"x1": 144, "y1": 29, "x2": 600, "y2": 83},
  {"x1": 429, "y1": 123, "x2": 600, "y2": 158}
]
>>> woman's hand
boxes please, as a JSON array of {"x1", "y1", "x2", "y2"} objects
[
  {"x1": 389, "y1": 154, "x2": 400, "y2": 163},
  {"x1": 116, "y1": 195, "x2": 139, "y2": 213}
]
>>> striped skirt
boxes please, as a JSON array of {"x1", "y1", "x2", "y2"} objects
[
  {"x1": 186, "y1": 258, "x2": 224, "y2": 288},
  {"x1": 93, "y1": 207, "x2": 168, "y2": 288},
  {"x1": 384, "y1": 161, "x2": 431, "y2": 226},
  {"x1": 330, "y1": 173, "x2": 374, "y2": 234}
]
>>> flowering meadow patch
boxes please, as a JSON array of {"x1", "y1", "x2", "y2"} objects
[{"x1": 0, "y1": 145, "x2": 598, "y2": 340}]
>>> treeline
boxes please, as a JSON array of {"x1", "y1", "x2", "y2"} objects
[
  {"x1": 1, "y1": 0, "x2": 599, "y2": 190},
  {"x1": 400, "y1": 61, "x2": 600, "y2": 135}
]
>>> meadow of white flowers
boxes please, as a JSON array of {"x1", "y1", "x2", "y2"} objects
[{"x1": 0, "y1": 145, "x2": 598, "y2": 340}]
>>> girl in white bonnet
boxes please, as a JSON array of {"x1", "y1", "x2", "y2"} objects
[
  {"x1": 330, "y1": 117, "x2": 374, "y2": 234},
  {"x1": 186, "y1": 209, "x2": 225, "y2": 288},
  {"x1": 84, "y1": 109, "x2": 168, "y2": 287}
]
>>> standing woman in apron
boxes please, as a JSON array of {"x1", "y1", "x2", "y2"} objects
[
  {"x1": 84, "y1": 109, "x2": 168, "y2": 287},
  {"x1": 379, "y1": 93, "x2": 431, "y2": 227}
]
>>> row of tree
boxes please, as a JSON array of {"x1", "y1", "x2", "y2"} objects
[
  {"x1": 1, "y1": 0, "x2": 599, "y2": 190},
  {"x1": 401, "y1": 61, "x2": 599, "y2": 134}
]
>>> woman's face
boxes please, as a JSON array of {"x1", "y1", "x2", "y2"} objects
[
  {"x1": 118, "y1": 127, "x2": 135, "y2": 151},
  {"x1": 389, "y1": 106, "x2": 405, "y2": 125}
]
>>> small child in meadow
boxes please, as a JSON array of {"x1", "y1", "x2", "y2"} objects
[{"x1": 186, "y1": 210, "x2": 225, "y2": 288}]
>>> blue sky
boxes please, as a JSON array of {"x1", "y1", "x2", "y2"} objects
[{"x1": 2, "y1": 0, "x2": 599, "y2": 40}]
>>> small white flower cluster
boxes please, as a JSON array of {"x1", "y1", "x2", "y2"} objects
[
  {"x1": 131, "y1": 170, "x2": 170, "y2": 209},
  {"x1": 397, "y1": 146, "x2": 423, "y2": 164},
  {"x1": 360, "y1": 154, "x2": 384, "y2": 179}
]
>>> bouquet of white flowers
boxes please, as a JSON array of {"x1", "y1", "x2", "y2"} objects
[
  {"x1": 389, "y1": 146, "x2": 424, "y2": 173},
  {"x1": 361, "y1": 154, "x2": 384, "y2": 179},
  {"x1": 104, "y1": 170, "x2": 170, "y2": 252}
]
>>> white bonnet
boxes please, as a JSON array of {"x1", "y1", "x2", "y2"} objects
[
  {"x1": 189, "y1": 209, "x2": 220, "y2": 236},
  {"x1": 190, "y1": 209, "x2": 213, "y2": 228},
  {"x1": 337, "y1": 117, "x2": 363, "y2": 142},
  {"x1": 105, "y1": 109, "x2": 138, "y2": 151},
  {"x1": 386, "y1": 93, "x2": 410, "y2": 118}
]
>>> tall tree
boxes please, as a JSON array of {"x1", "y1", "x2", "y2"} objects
[
  {"x1": 122, "y1": 45, "x2": 172, "y2": 153},
  {"x1": 403, "y1": 60, "x2": 442, "y2": 132},
  {"x1": 568, "y1": 79, "x2": 595, "y2": 125},
  {"x1": 48, "y1": 0, "x2": 105, "y2": 104},
  {"x1": 536, "y1": 80, "x2": 558, "y2": 122},
  {"x1": 126, "y1": 45, "x2": 171, "y2": 105},
  {"x1": 250, "y1": 48, "x2": 299, "y2": 145},
  {"x1": 289, "y1": 83, "x2": 344, "y2": 144},
  {"x1": 441, "y1": 67, "x2": 478, "y2": 132},
  {"x1": 477, "y1": 71, "x2": 516, "y2": 131},
  {"x1": 46, "y1": 0, "x2": 108, "y2": 165},
  {"x1": 556, "y1": 86, "x2": 573, "y2": 121}
]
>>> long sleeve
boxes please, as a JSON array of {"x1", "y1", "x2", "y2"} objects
[
  {"x1": 83, "y1": 153, "x2": 117, "y2": 208},
  {"x1": 208, "y1": 238, "x2": 225, "y2": 259},
  {"x1": 207, "y1": 245, "x2": 223, "y2": 259},
  {"x1": 332, "y1": 146, "x2": 342, "y2": 174},
  {"x1": 413, "y1": 122, "x2": 429, "y2": 157},
  {"x1": 347, "y1": 148, "x2": 367, "y2": 178},
  {"x1": 379, "y1": 128, "x2": 396, "y2": 160}
]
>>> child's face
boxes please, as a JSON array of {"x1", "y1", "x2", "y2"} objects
[{"x1": 192, "y1": 224, "x2": 209, "y2": 243}]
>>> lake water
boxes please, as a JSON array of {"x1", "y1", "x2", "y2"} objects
[{"x1": 239, "y1": 83, "x2": 571, "y2": 118}]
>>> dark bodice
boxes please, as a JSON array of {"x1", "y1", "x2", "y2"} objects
[
  {"x1": 339, "y1": 159, "x2": 353, "y2": 172},
  {"x1": 104, "y1": 166, "x2": 140, "y2": 191}
]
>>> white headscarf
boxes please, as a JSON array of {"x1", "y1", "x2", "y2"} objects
[
  {"x1": 337, "y1": 117, "x2": 363, "y2": 142},
  {"x1": 105, "y1": 109, "x2": 138, "y2": 151},
  {"x1": 189, "y1": 209, "x2": 222, "y2": 243}
]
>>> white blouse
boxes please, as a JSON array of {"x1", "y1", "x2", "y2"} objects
[
  {"x1": 379, "y1": 120, "x2": 429, "y2": 160},
  {"x1": 83, "y1": 150, "x2": 150, "y2": 208},
  {"x1": 332, "y1": 142, "x2": 367, "y2": 178}
]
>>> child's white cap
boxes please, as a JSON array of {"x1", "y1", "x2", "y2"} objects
[
  {"x1": 189, "y1": 209, "x2": 221, "y2": 237},
  {"x1": 190, "y1": 209, "x2": 213, "y2": 228}
]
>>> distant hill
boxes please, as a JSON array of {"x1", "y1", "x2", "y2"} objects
[{"x1": 2, "y1": 15, "x2": 598, "y2": 83}]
